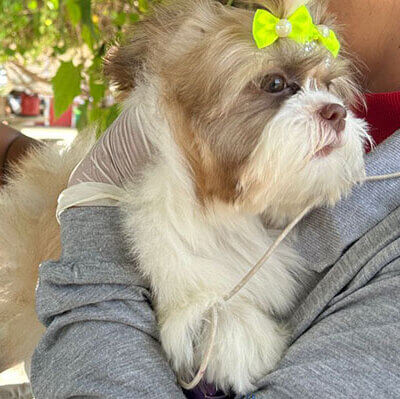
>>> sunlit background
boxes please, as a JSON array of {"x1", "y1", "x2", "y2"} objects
[{"x1": 0, "y1": 0, "x2": 158, "y2": 143}]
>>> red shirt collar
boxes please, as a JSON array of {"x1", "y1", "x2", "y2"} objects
[{"x1": 356, "y1": 91, "x2": 400, "y2": 148}]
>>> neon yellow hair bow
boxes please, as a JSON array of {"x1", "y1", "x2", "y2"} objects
[
  {"x1": 252, "y1": 5, "x2": 340, "y2": 57},
  {"x1": 313, "y1": 25, "x2": 341, "y2": 58}
]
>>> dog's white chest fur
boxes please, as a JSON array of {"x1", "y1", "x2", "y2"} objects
[{"x1": 120, "y1": 100, "x2": 307, "y2": 393}]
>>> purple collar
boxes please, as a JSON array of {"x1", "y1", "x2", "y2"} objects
[{"x1": 183, "y1": 380, "x2": 233, "y2": 399}]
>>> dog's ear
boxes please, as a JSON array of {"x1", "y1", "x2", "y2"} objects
[
  {"x1": 103, "y1": 0, "x2": 198, "y2": 97},
  {"x1": 103, "y1": 28, "x2": 149, "y2": 96}
]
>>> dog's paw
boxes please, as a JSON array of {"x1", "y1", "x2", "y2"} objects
[
  {"x1": 158, "y1": 295, "x2": 222, "y2": 381},
  {"x1": 204, "y1": 302, "x2": 290, "y2": 395},
  {"x1": 159, "y1": 298, "x2": 289, "y2": 395}
]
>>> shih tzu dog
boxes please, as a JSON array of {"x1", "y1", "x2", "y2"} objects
[{"x1": 0, "y1": 0, "x2": 369, "y2": 395}]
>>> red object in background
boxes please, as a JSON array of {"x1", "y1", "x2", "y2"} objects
[
  {"x1": 356, "y1": 91, "x2": 400, "y2": 150},
  {"x1": 49, "y1": 99, "x2": 73, "y2": 127},
  {"x1": 21, "y1": 93, "x2": 40, "y2": 116}
]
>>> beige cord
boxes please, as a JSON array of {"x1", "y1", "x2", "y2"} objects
[
  {"x1": 179, "y1": 171, "x2": 400, "y2": 390},
  {"x1": 223, "y1": 204, "x2": 314, "y2": 302},
  {"x1": 179, "y1": 307, "x2": 218, "y2": 390},
  {"x1": 363, "y1": 171, "x2": 400, "y2": 182},
  {"x1": 179, "y1": 205, "x2": 314, "y2": 389}
]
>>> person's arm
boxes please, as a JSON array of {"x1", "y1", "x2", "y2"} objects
[
  {"x1": 245, "y1": 132, "x2": 400, "y2": 399},
  {"x1": 249, "y1": 206, "x2": 400, "y2": 399},
  {"x1": 30, "y1": 207, "x2": 186, "y2": 399},
  {"x1": 0, "y1": 123, "x2": 42, "y2": 185}
]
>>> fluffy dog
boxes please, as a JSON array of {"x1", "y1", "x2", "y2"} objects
[{"x1": 0, "y1": 0, "x2": 369, "y2": 395}]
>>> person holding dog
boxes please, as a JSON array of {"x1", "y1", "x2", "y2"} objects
[{"x1": 3, "y1": 0, "x2": 400, "y2": 398}]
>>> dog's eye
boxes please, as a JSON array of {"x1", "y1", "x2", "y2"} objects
[{"x1": 260, "y1": 74, "x2": 287, "y2": 93}]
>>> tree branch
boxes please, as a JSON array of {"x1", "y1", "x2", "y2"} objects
[{"x1": 8, "y1": 61, "x2": 52, "y2": 86}]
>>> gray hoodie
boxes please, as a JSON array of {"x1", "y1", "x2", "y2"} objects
[{"x1": 30, "y1": 132, "x2": 400, "y2": 399}]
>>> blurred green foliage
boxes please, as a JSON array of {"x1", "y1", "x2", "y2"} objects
[
  {"x1": 0, "y1": 0, "x2": 238, "y2": 132},
  {"x1": 0, "y1": 0, "x2": 156, "y2": 130}
]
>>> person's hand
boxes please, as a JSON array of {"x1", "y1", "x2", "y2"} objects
[
  {"x1": 57, "y1": 107, "x2": 152, "y2": 217},
  {"x1": 0, "y1": 123, "x2": 42, "y2": 185}
]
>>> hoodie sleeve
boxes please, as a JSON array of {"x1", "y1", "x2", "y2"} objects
[{"x1": 30, "y1": 207, "x2": 186, "y2": 399}]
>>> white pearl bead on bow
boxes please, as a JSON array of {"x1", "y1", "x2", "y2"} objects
[{"x1": 275, "y1": 19, "x2": 292, "y2": 37}]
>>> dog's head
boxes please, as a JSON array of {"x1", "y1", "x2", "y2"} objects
[{"x1": 105, "y1": 0, "x2": 369, "y2": 224}]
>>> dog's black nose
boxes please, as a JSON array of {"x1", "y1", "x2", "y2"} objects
[{"x1": 319, "y1": 103, "x2": 347, "y2": 133}]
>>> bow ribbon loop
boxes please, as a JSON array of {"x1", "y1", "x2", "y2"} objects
[
  {"x1": 314, "y1": 25, "x2": 341, "y2": 57},
  {"x1": 252, "y1": 5, "x2": 341, "y2": 58}
]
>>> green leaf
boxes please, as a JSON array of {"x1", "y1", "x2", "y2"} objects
[
  {"x1": 52, "y1": 61, "x2": 82, "y2": 119},
  {"x1": 5, "y1": 48, "x2": 16, "y2": 57},
  {"x1": 47, "y1": 0, "x2": 59, "y2": 10},
  {"x1": 129, "y1": 13, "x2": 140, "y2": 23},
  {"x1": 104, "y1": 104, "x2": 119, "y2": 129},
  {"x1": 78, "y1": 0, "x2": 99, "y2": 49},
  {"x1": 53, "y1": 45, "x2": 67, "y2": 55},
  {"x1": 89, "y1": 55, "x2": 103, "y2": 73},
  {"x1": 81, "y1": 24, "x2": 94, "y2": 49},
  {"x1": 17, "y1": 45, "x2": 27, "y2": 55},
  {"x1": 88, "y1": 103, "x2": 120, "y2": 137},
  {"x1": 65, "y1": 0, "x2": 81, "y2": 25},
  {"x1": 28, "y1": 1, "x2": 38, "y2": 10},
  {"x1": 76, "y1": 101, "x2": 88, "y2": 131},
  {"x1": 112, "y1": 12, "x2": 126, "y2": 27},
  {"x1": 138, "y1": 0, "x2": 149, "y2": 13},
  {"x1": 79, "y1": 0, "x2": 92, "y2": 26},
  {"x1": 12, "y1": 3, "x2": 23, "y2": 13},
  {"x1": 89, "y1": 76, "x2": 105, "y2": 105}
]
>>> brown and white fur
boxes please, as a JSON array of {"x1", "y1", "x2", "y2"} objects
[
  {"x1": 0, "y1": 0, "x2": 369, "y2": 394},
  {"x1": 0, "y1": 137, "x2": 93, "y2": 372}
]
